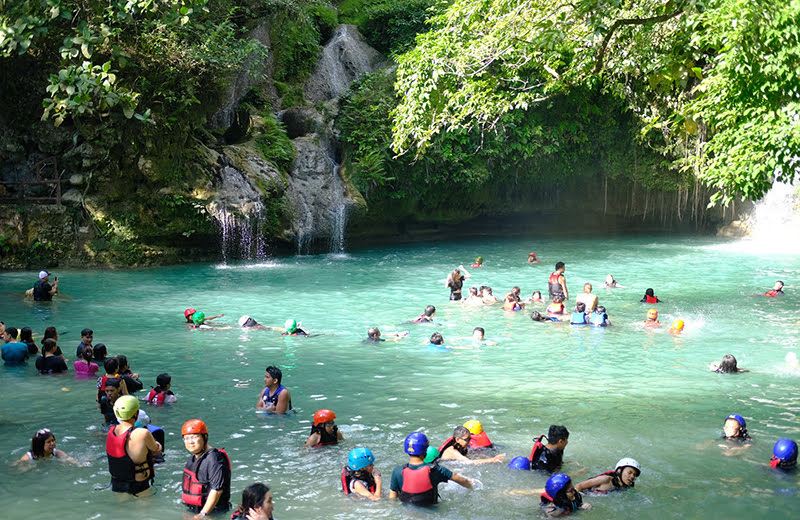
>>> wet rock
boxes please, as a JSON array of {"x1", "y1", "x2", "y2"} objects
[{"x1": 61, "y1": 188, "x2": 83, "y2": 205}]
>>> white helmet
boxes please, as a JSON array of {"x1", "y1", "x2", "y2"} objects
[
  {"x1": 238, "y1": 315, "x2": 251, "y2": 327},
  {"x1": 615, "y1": 457, "x2": 641, "y2": 476}
]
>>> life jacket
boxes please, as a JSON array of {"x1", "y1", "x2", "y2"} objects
[
  {"x1": 540, "y1": 490, "x2": 583, "y2": 513},
  {"x1": 529, "y1": 435, "x2": 546, "y2": 462},
  {"x1": 570, "y1": 312, "x2": 587, "y2": 325},
  {"x1": 547, "y1": 303, "x2": 564, "y2": 315},
  {"x1": 341, "y1": 466, "x2": 376, "y2": 495},
  {"x1": 469, "y1": 431, "x2": 493, "y2": 449},
  {"x1": 471, "y1": 262, "x2": 482, "y2": 268},
  {"x1": 645, "y1": 295, "x2": 658, "y2": 303},
  {"x1": 310, "y1": 424, "x2": 339, "y2": 446},
  {"x1": 261, "y1": 384, "x2": 292, "y2": 410},
  {"x1": 437, "y1": 436, "x2": 469, "y2": 460},
  {"x1": 399, "y1": 464, "x2": 437, "y2": 505},
  {"x1": 765, "y1": 289, "x2": 779, "y2": 297},
  {"x1": 548, "y1": 273, "x2": 564, "y2": 300},
  {"x1": 590, "y1": 312, "x2": 607, "y2": 326},
  {"x1": 106, "y1": 426, "x2": 154, "y2": 486},
  {"x1": 529, "y1": 436, "x2": 564, "y2": 472},
  {"x1": 146, "y1": 387, "x2": 173, "y2": 405},
  {"x1": 182, "y1": 448, "x2": 231, "y2": 507}
]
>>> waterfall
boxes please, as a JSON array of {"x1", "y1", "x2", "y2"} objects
[
  {"x1": 215, "y1": 207, "x2": 268, "y2": 263},
  {"x1": 329, "y1": 203, "x2": 348, "y2": 254}
]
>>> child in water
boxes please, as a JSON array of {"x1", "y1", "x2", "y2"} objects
[
  {"x1": 342, "y1": 447, "x2": 381, "y2": 500},
  {"x1": 770, "y1": 439, "x2": 798, "y2": 470},
  {"x1": 644, "y1": 309, "x2": 660, "y2": 327},
  {"x1": 574, "y1": 458, "x2": 641, "y2": 493},
  {"x1": 413, "y1": 305, "x2": 436, "y2": 323},
  {"x1": 570, "y1": 302, "x2": 588, "y2": 325},
  {"x1": 668, "y1": 319, "x2": 685, "y2": 335},
  {"x1": 719, "y1": 414, "x2": 751, "y2": 455},
  {"x1": 640, "y1": 288, "x2": 662, "y2": 303},
  {"x1": 540, "y1": 473, "x2": 591, "y2": 516},
  {"x1": 590, "y1": 306, "x2": 610, "y2": 326},
  {"x1": 146, "y1": 373, "x2": 177, "y2": 405},
  {"x1": 709, "y1": 354, "x2": 748, "y2": 373},
  {"x1": 547, "y1": 295, "x2": 566, "y2": 316},
  {"x1": 306, "y1": 409, "x2": 344, "y2": 447}
]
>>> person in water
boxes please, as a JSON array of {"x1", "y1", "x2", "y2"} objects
[
  {"x1": 547, "y1": 295, "x2": 567, "y2": 316},
  {"x1": 184, "y1": 308, "x2": 224, "y2": 324},
  {"x1": 471, "y1": 256, "x2": 484, "y2": 268},
  {"x1": 548, "y1": 262, "x2": 568, "y2": 301},
  {"x1": 668, "y1": 319, "x2": 685, "y2": 335},
  {"x1": 765, "y1": 280, "x2": 785, "y2": 297},
  {"x1": 16, "y1": 428, "x2": 78, "y2": 464},
  {"x1": 74, "y1": 345, "x2": 99, "y2": 377},
  {"x1": 530, "y1": 425, "x2": 570, "y2": 473},
  {"x1": 41, "y1": 326, "x2": 64, "y2": 359},
  {"x1": 436, "y1": 425, "x2": 505, "y2": 464},
  {"x1": 462, "y1": 286, "x2": 484, "y2": 306},
  {"x1": 238, "y1": 315, "x2": 266, "y2": 329},
  {"x1": 709, "y1": 354, "x2": 748, "y2": 373},
  {"x1": 256, "y1": 366, "x2": 292, "y2": 414},
  {"x1": 2, "y1": 326, "x2": 29, "y2": 366},
  {"x1": 531, "y1": 310, "x2": 559, "y2": 322},
  {"x1": 99, "y1": 377, "x2": 123, "y2": 426},
  {"x1": 590, "y1": 306, "x2": 610, "y2": 326},
  {"x1": 575, "y1": 283, "x2": 598, "y2": 312},
  {"x1": 75, "y1": 328, "x2": 94, "y2": 358},
  {"x1": 366, "y1": 327, "x2": 408, "y2": 342},
  {"x1": 481, "y1": 286, "x2": 499, "y2": 304},
  {"x1": 640, "y1": 288, "x2": 662, "y2": 303},
  {"x1": 36, "y1": 338, "x2": 68, "y2": 374},
  {"x1": 644, "y1": 308, "x2": 660, "y2": 327},
  {"x1": 446, "y1": 266, "x2": 471, "y2": 301},
  {"x1": 524, "y1": 290, "x2": 544, "y2": 304},
  {"x1": 540, "y1": 473, "x2": 591, "y2": 516},
  {"x1": 389, "y1": 432, "x2": 473, "y2": 505},
  {"x1": 342, "y1": 447, "x2": 382, "y2": 500},
  {"x1": 231, "y1": 483, "x2": 275, "y2": 520},
  {"x1": 20, "y1": 327, "x2": 38, "y2": 355},
  {"x1": 280, "y1": 319, "x2": 308, "y2": 336},
  {"x1": 106, "y1": 395, "x2": 162, "y2": 495},
  {"x1": 503, "y1": 287, "x2": 524, "y2": 311},
  {"x1": 97, "y1": 356, "x2": 128, "y2": 402},
  {"x1": 117, "y1": 355, "x2": 143, "y2": 394},
  {"x1": 722, "y1": 414, "x2": 751, "y2": 441},
  {"x1": 181, "y1": 419, "x2": 232, "y2": 517},
  {"x1": 428, "y1": 332, "x2": 448, "y2": 349},
  {"x1": 528, "y1": 252, "x2": 541, "y2": 263},
  {"x1": 414, "y1": 305, "x2": 436, "y2": 323},
  {"x1": 30, "y1": 270, "x2": 59, "y2": 301},
  {"x1": 146, "y1": 373, "x2": 177, "y2": 405},
  {"x1": 574, "y1": 458, "x2": 641, "y2": 493},
  {"x1": 770, "y1": 439, "x2": 798, "y2": 471},
  {"x1": 306, "y1": 409, "x2": 344, "y2": 447},
  {"x1": 602, "y1": 274, "x2": 620, "y2": 288},
  {"x1": 570, "y1": 302, "x2": 589, "y2": 325}
]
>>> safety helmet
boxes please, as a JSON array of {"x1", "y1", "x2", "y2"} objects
[
  {"x1": 647, "y1": 308, "x2": 658, "y2": 320},
  {"x1": 313, "y1": 409, "x2": 336, "y2": 426},
  {"x1": 423, "y1": 446, "x2": 440, "y2": 463},
  {"x1": 193, "y1": 311, "x2": 206, "y2": 325},
  {"x1": 238, "y1": 315, "x2": 251, "y2": 327},
  {"x1": 348, "y1": 447, "x2": 375, "y2": 471},
  {"x1": 184, "y1": 308, "x2": 197, "y2": 319},
  {"x1": 285, "y1": 318, "x2": 297, "y2": 333},
  {"x1": 508, "y1": 456, "x2": 531, "y2": 471},
  {"x1": 773, "y1": 438, "x2": 798, "y2": 463},
  {"x1": 671, "y1": 319, "x2": 685, "y2": 331},
  {"x1": 404, "y1": 432, "x2": 429, "y2": 456},
  {"x1": 463, "y1": 420, "x2": 484, "y2": 435},
  {"x1": 725, "y1": 414, "x2": 746, "y2": 431},
  {"x1": 182, "y1": 419, "x2": 208, "y2": 436},
  {"x1": 545, "y1": 473, "x2": 572, "y2": 498},
  {"x1": 113, "y1": 395, "x2": 140, "y2": 421},
  {"x1": 615, "y1": 457, "x2": 642, "y2": 476},
  {"x1": 475, "y1": 256, "x2": 484, "y2": 264}
]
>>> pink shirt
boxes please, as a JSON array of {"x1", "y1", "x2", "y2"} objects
[{"x1": 74, "y1": 360, "x2": 99, "y2": 377}]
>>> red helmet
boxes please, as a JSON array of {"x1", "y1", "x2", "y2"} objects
[
  {"x1": 182, "y1": 419, "x2": 208, "y2": 435},
  {"x1": 184, "y1": 308, "x2": 197, "y2": 319},
  {"x1": 313, "y1": 409, "x2": 336, "y2": 426}
]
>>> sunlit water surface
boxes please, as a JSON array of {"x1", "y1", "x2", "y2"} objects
[{"x1": 1, "y1": 236, "x2": 799, "y2": 519}]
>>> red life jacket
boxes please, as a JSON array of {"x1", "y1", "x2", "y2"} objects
[
  {"x1": 765, "y1": 289, "x2": 778, "y2": 297},
  {"x1": 529, "y1": 435, "x2": 546, "y2": 461},
  {"x1": 645, "y1": 295, "x2": 658, "y2": 303},
  {"x1": 146, "y1": 388, "x2": 163, "y2": 405},
  {"x1": 182, "y1": 448, "x2": 231, "y2": 506},
  {"x1": 341, "y1": 466, "x2": 376, "y2": 495},
  {"x1": 399, "y1": 464, "x2": 437, "y2": 505},
  {"x1": 469, "y1": 431, "x2": 493, "y2": 449},
  {"x1": 437, "y1": 436, "x2": 468, "y2": 459},
  {"x1": 106, "y1": 426, "x2": 153, "y2": 485}
]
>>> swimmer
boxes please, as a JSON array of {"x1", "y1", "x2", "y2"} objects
[
  {"x1": 574, "y1": 458, "x2": 641, "y2": 493},
  {"x1": 429, "y1": 332, "x2": 446, "y2": 348},
  {"x1": 547, "y1": 295, "x2": 567, "y2": 316},
  {"x1": 709, "y1": 354, "x2": 748, "y2": 373},
  {"x1": 540, "y1": 473, "x2": 591, "y2": 516},
  {"x1": 722, "y1": 414, "x2": 751, "y2": 441},
  {"x1": 446, "y1": 266, "x2": 471, "y2": 301},
  {"x1": 548, "y1": 262, "x2": 568, "y2": 301},
  {"x1": 575, "y1": 283, "x2": 598, "y2": 312},
  {"x1": 464, "y1": 420, "x2": 494, "y2": 450},
  {"x1": 238, "y1": 315, "x2": 266, "y2": 329},
  {"x1": 279, "y1": 319, "x2": 308, "y2": 336},
  {"x1": 503, "y1": 288, "x2": 524, "y2": 311},
  {"x1": 231, "y1": 483, "x2": 274, "y2": 520},
  {"x1": 481, "y1": 286, "x2": 498, "y2": 304},
  {"x1": 389, "y1": 432, "x2": 473, "y2": 505},
  {"x1": 765, "y1": 280, "x2": 785, "y2": 297},
  {"x1": 589, "y1": 306, "x2": 610, "y2": 326},
  {"x1": 471, "y1": 256, "x2": 484, "y2": 268},
  {"x1": 668, "y1": 319, "x2": 685, "y2": 335},
  {"x1": 462, "y1": 286, "x2": 484, "y2": 306},
  {"x1": 602, "y1": 274, "x2": 621, "y2": 288},
  {"x1": 531, "y1": 310, "x2": 559, "y2": 322},
  {"x1": 770, "y1": 439, "x2": 798, "y2": 470},
  {"x1": 644, "y1": 308, "x2": 660, "y2": 327},
  {"x1": 413, "y1": 305, "x2": 436, "y2": 324},
  {"x1": 20, "y1": 327, "x2": 37, "y2": 355},
  {"x1": 16, "y1": 428, "x2": 79, "y2": 465},
  {"x1": 569, "y1": 302, "x2": 588, "y2": 325},
  {"x1": 184, "y1": 308, "x2": 224, "y2": 324},
  {"x1": 342, "y1": 447, "x2": 382, "y2": 500},
  {"x1": 524, "y1": 290, "x2": 544, "y2": 304},
  {"x1": 528, "y1": 252, "x2": 541, "y2": 263},
  {"x1": 146, "y1": 373, "x2": 177, "y2": 405},
  {"x1": 530, "y1": 425, "x2": 570, "y2": 473},
  {"x1": 640, "y1": 288, "x2": 662, "y2": 303},
  {"x1": 306, "y1": 409, "x2": 344, "y2": 447},
  {"x1": 256, "y1": 366, "x2": 292, "y2": 413},
  {"x1": 366, "y1": 327, "x2": 408, "y2": 342},
  {"x1": 472, "y1": 327, "x2": 485, "y2": 342},
  {"x1": 435, "y1": 425, "x2": 505, "y2": 464}
]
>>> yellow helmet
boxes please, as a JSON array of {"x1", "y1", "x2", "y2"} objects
[
  {"x1": 463, "y1": 420, "x2": 483, "y2": 435},
  {"x1": 113, "y1": 395, "x2": 140, "y2": 421},
  {"x1": 647, "y1": 308, "x2": 658, "y2": 320},
  {"x1": 672, "y1": 319, "x2": 685, "y2": 331}
]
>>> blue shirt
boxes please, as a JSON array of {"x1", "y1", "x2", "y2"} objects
[{"x1": 2, "y1": 342, "x2": 29, "y2": 365}]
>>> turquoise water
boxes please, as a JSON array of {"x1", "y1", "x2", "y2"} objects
[{"x1": 1, "y1": 235, "x2": 799, "y2": 519}]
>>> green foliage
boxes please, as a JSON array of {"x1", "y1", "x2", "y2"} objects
[
  {"x1": 268, "y1": 2, "x2": 322, "y2": 82},
  {"x1": 255, "y1": 115, "x2": 296, "y2": 174},
  {"x1": 359, "y1": 0, "x2": 436, "y2": 56}
]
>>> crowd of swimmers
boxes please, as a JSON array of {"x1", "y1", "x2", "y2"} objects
[{"x1": 4, "y1": 260, "x2": 797, "y2": 519}]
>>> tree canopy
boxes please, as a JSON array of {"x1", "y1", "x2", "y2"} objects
[{"x1": 391, "y1": 0, "x2": 800, "y2": 204}]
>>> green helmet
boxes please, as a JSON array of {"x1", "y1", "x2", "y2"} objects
[
  {"x1": 114, "y1": 395, "x2": 140, "y2": 420},
  {"x1": 193, "y1": 311, "x2": 206, "y2": 325},
  {"x1": 284, "y1": 318, "x2": 297, "y2": 333},
  {"x1": 423, "y1": 446, "x2": 440, "y2": 463}
]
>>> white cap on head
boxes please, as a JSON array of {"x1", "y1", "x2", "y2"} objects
[
  {"x1": 238, "y1": 315, "x2": 251, "y2": 327},
  {"x1": 39, "y1": 270, "x2": 50, "y2": 279},
  {"x1": 135, "y1": 409, "x2": 151, "y2": 427}
]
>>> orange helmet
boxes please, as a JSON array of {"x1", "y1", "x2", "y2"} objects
[
  {"x1": 313, "y1": 409, "x2": 336, "y2": 426},
  {"x1": 182, "y1": 419, "x2": 208, "y2": 435},
  {"x1": 647, "y1": 308, "x2": 658, "y2": 320}
]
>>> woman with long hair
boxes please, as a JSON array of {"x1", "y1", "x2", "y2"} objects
[{"x1": 232, "y1": 483, "x2": 274, "y2": 520}]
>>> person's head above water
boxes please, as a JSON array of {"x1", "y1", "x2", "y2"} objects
[
  {"x1": 265, "y1": 365, "x2": 283, "y2": 386},
  {"x1": 771, "y1": 439, "x2": 798, "y2": 469},
  {"x1": 715, "y1": 354, "x2": 740, "y2": 373},
  {"x1": 184, "y1": 308, "x2": 197, "y2": 323},
  {"x1": 472, "y1": 327, "x2": 485, "y2": 341},
  {"x1": 367, "y1": 327, "x2": 381, "y2": 340},
  {"x1": 575, "y1": 302, "x2": 586, "y2": 313},
  {"x1": 723, "y1": 414, "x2": 748, "y2": 439},
  {"x1": 555, "y1": 261, "x2": 565, "y2": 273},
  {"x1": 596, "y1": 305, "x2": 606, "y2": 314},
  {"x1": 429, "y1": 332, "x2": 444, "y2": 345},
  {"x1": 423, "y1": 305, "x2": 436, "y2": 317},
  {"x1": 774, "y1": 280, "x2": 785, "y2": 290},
  {"x1": 614, "y1": 458, "x2": 641, "y2": 487},
  {"x1": 605, "y1": 274, "x2": 616, "y2": 285},
  {"x1": 644, "y1": 288, "x2": 655, "y2": 297},
  {"x1": 547, "y1": 425, "x2": 570, "y2": 447},
  {"x1": 646, "y1": 308, "x2": 658, "y2": 320},
  {"x1": 583, "y1": 283, "x2": 592, "y2": 294},
  {"x1": 284, "y1": 318, "x2": 298, "y2": 333},
  {"x1": 531, "y1": 310, "x2": 546, "y2": 321}
]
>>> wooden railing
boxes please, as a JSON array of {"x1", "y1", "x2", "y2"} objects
[{"x1": 0, "y1": 157, "x2": 69, "y2": 206}]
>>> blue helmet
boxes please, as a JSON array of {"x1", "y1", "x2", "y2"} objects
[
  {"x1": 348, "y1": 447, "x2": 375, "y2": 471},
  {"x1": 545, "y1": 473, "x2": 572, "y2": 498},
  {"x1": 404, "y1": 432, "x2": 429, "y2": 456},
  {"x1": 725, "y1": 414, "x2": 746, "y2": 430},
  {"x1": 773, "y1": 439, "x2": 798, "y2": 463},
  {"x1": 508, "y1": 456, "x2": 531, "y2": 471}
]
